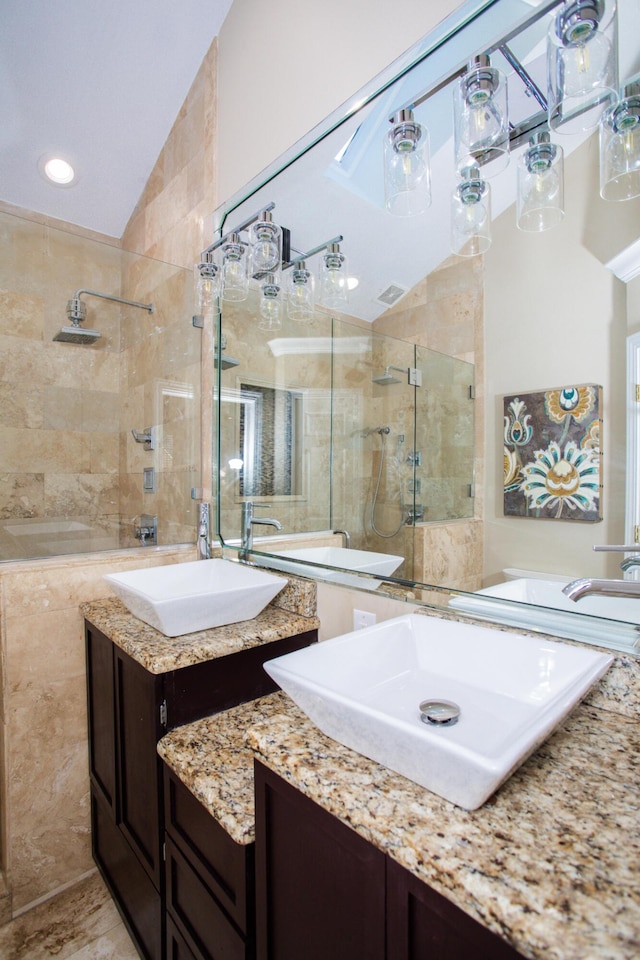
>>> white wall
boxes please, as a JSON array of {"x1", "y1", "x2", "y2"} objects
[
  {"x1": 484, "y1": 135, "x2": 629, "y2": 583},
  {"x1": 216, "y1": 0, "x2": 465, "y2": 203}
]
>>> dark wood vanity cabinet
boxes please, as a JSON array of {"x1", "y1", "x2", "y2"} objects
[
  {"x1": 85, "y1": 619, "x2": 317, "y2": 960},
  {"x1": 254, "y1": 762, "x2": 524, "y2": 960},
  {"x1": 164, "y1": 765, "x2": 255, "y2": 960}
]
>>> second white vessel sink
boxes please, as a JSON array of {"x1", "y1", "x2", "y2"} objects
[
  {"x1": 260, "y1": 546, "x2": 403, "y2": 590},
  {"x1": 104, "y1": 559, "x2": 286, "y2": 637},
  {"x1": 264, "y1": 613, "x2": 611, "y2": 809}
]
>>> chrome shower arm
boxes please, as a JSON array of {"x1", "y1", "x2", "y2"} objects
[{"x1": 73, "y1": 288, "x2": 154, "y2": 312}]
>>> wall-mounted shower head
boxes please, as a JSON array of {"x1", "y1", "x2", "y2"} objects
[
  {"x1": 372, "y1": 365, "x2": 409, "y2": 385},
  {"x1": 53, "y1": 297, "x2": 102, "y2": 343},
  {"x1": 53, "y1": 325, "x2": 102, "y2": 345},
  {"x1": 362, "y1": 425, "x2": 391, "y2": 437},
  {"x1": 53, "y1": 288, "x2": 154, "y2": 346}
]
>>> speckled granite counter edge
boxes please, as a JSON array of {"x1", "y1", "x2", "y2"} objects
[{"x1": 81, "y1": 590, "x2": 319, "y2": 674}]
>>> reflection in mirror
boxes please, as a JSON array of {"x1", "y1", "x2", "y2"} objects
[
  {"x1": 238, "y1": 381, "x2": 304, "y2": 498},
  {"x1": 213, "y1": 0, "x2": 640, "y2": 654}
]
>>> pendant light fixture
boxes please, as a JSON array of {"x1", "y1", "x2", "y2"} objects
[
  {"x1": 547, "y1": 0, "x2": 618, "y2": 134},
  {"x1": 249, "y1": 210, "x2": 282, "y2": 275},
  {"x1": 451, "y1": 165, "x2": 492, "y2": 257},
  {"x1": 193, "y1": 252, "x2": 220, "y2": 322},
  {"x1": 517, "y1": 131, "x2": 565, "y2": 231},
  {"x1": 453, "y1": 55, "x2": 509, "y2": 178},
  {"x1": 600, "y1": 78, "x2": 640, "y2": 200},
  {"x1": 287, "y1": 260, "x2": 315, "y2": 322},
  {"x1": 221, "y1": 233, "x2": 249, "y2": 302},
  {"x1": 383, "y1": 108, "x2": 431, "y2": 216},
  {"x1": 258, "y1": 274, "x2": 282, "y2": 330},
  {"x1": 320, "y1": 242, "x2": 349, "y2": 309}
]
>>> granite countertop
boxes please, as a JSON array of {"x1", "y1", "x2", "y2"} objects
[
  {"x1": 81, "y1": 574, "x2": 319, "y2": 674},
  {"x1": 159, "y1": 675, "x2": 640, "y2": 960}
]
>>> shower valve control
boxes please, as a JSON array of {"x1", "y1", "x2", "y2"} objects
[{"x1": 132, "y1": 427, "x2": 156, "y2": 451}]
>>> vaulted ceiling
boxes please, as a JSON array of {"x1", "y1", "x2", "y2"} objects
[{"x1": 0, "y1": 0, "x2": 233, "y2": 237}]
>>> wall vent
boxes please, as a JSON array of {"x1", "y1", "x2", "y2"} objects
[{"x1": 376, "y1": 283, "x2": 407, "y2": 306}]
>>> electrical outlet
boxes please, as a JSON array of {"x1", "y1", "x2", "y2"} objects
[{"x1": 353, "y1": 609, "x2": 377, "y2": 630}]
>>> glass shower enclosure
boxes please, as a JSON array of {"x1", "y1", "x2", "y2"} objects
[{"x1": 0, "y1": 210, "x2": 201, "y2": 560}]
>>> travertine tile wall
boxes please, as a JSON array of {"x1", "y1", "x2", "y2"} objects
[
  {"x1": 0, "y1": 213, "x2": 123, "y2": 560},
  {"x1": 121, "y1": 39, "x2": 218, "y2": 504},
  {"x1": 0, "y1": 39, "x2": 218, "y2": 918},
  {"x1": 0, "y1": 546, "x2": 195, "y2": 913}
]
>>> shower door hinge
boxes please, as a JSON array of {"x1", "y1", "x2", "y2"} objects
[
  {"x1": 159, "y1": 700, "x2": 168, "y2": 729},
  {"x1": 635, "y1": 525, "x2": 640, "y2": 543},
  {"x1": 468, "y1": 483, "x2": 476, "y2": 498},
  {"x1": 192, "y1": 314, "x2": 204, "y2": 328},
  {"x1": 635, "y1": 384, "x2": 640, "y2": 402},
  {"x1": 409, "y1": 367, "x2": 422, "y2": 387},
  {"x1": 191, "y1": 488, "x2": 203, "y2": 500},
  {"x1": 469, "y1": 384, "x2": 476, "y2": 400}
]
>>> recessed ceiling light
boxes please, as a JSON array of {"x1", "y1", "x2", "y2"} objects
[{"x1": 39, "y1": 155, "x2": 76, "y2": 185}]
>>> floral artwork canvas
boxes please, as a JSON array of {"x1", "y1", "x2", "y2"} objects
[{"x1": 503, "y1": 384, "x2": 602, "y2": 521}]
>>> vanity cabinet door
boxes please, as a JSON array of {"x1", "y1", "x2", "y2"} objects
[
  {"x1": 386, "y1": 857, "x2": 524, "y2": 960},
  {"x1": 254, "y1": 761, "x2": 386, "y2": 960},
  {"x1": 86, "y1": 622, "x2": 117, "y2": 812},
  {"x1": 114, "y1": 645, "x2": 164, "y2": 888}
]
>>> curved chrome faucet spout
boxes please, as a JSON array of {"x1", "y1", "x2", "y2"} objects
[{"x1": 562, "y1": 577, "x2": 640, "y2": 602}]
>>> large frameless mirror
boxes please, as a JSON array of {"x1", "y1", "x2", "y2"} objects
[{"x1": 211, "y1": 0, "x2": 640, "y2": 654}]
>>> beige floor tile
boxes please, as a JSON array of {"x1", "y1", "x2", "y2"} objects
[
  {"x1": 0, "y1": 872, "x2": 136, "y2": 960},
  {"x1": 65, "y1": 923, "x2": 140, "y2": 960}
]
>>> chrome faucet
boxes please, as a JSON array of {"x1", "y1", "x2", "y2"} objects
[
  {"x1": 197, "y1": 502, "x2": 211, "y2": 560},
  {"x1": 562, "y1": 577, "x2": 640, "y2": 602},
  {"x1": 333, "y1": 529, "x2": 351, "y2": 548},
  {"x1": 620, "y1": 555, "x2": 640, "y2": 572},
  {"x1": 241, "y1": 501, "x2": 282, "y2": 559}
]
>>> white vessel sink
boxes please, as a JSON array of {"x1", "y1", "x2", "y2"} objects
[
  {"x1": 104, "y1": 559, "x2": 286, "y2": 637},
  {"x1": 261, "y1": 546, "x2": 403, "y2": 590},
  {"x1": 264, "y1": 613, "x2": 611, "y2": 809},
  {"x1": 450, "y1": 578, "x2": 640, "y2": 651}
]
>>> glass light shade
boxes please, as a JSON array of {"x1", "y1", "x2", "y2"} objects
[
  {"x1": 193, "y1": 255, "x2": 220, "y2": 321},
  {"x1": 258, "y1": 275, "x2": 282, "y2": 330},
  {"x1": 600, "y1": 86, "x2": 640, "y2": 201},
  {"x1": 320, "y1": 243, "x2": 349, "y2": 310},
  {"x1": 517, "y1": 133, "x2": 565, "y2": 231},
  {"x1": 451, "y1": 167, "x2": 492, "y2": 257},
  {"x1": 547, "y1": 0, "x2": 617, "y2": 134},
  {"x1": 221, "y1": 233, "x2": 249, "y2": 302},
  {"x1": 383, "y1": 109, "x2": 431, "y2": 216},
  {"x1": 250, "y1": 211, "x2": 282, "y2": 276},
  {"x1": 287, "y1": 261, "x2": 315, "y2": 322},
  {"x1": 454, "y1": 56, "x2": 509, "y2": 178}
]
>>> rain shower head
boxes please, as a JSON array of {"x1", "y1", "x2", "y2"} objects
[
  {"x1": 372, "y1": 365, "x2": 408, "y2": 385},
  {"x1": 53, "y1": 325, "x2": 102, "y2": 344},
  {"x1": 53, "y1": 289, "x2": 154, "y2": 346},
  {"x1": 53, "y1": 297, "x2": 102, "y2": 344}
]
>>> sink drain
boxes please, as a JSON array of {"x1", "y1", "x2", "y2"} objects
[{"x1": 419, "y1": 699, "x2": 460, "y2": 726}]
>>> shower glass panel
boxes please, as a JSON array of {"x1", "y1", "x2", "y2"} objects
[
  {"x1": 0, "y1": 210, "x2": 201, "y2": 560},
  {"x1": 217, "y1": 302, "x2": 475, "y2": 585},
  {"x1": 331, "y1": 318, "x2": 416, "y2": 582},
  {"x1": 217, "y1": 291, "x2": 333, "y2": 545},
  {"x1": 418, "y1": 348, "x2": 475, "y2": 523}
]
